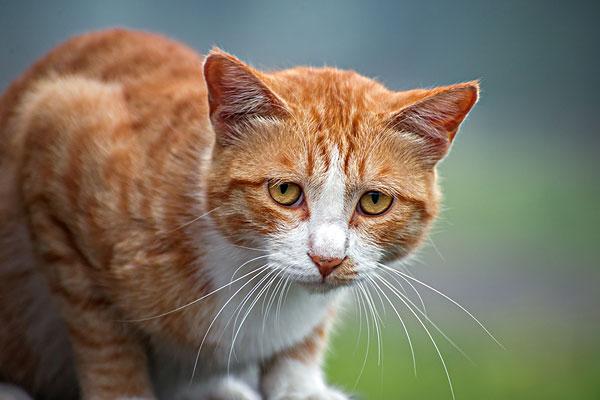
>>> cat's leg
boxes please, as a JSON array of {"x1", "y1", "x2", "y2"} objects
[
  {"x1": 20, "y1": 77, "x2": 156, "y2": 399},
  {"x1": 25, "y1": 181, "x2": 156, "y2": 400},
  {"x1": 260, "y1": 318, "x2": 348, "y2": 400}
]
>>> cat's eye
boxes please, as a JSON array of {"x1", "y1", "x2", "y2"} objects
[
  {"x1": 358, "y1": 191, "x2": 393, "y2": 216},
  {"x1": 268, "y1": 181, "x2": 303, "y2": 206}
]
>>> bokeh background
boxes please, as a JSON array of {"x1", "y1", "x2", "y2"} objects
[{"x1": 1, "y1": 1, "x2": 599, "y2": 399}]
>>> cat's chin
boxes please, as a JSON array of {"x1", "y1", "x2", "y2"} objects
[{"x1": 297, "y1": 279, "x2": 355, "y2": 294}]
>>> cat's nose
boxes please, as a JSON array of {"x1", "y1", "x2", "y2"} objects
[{"x1": 309, "y1": 253, "x2": 346, "y2": 278}]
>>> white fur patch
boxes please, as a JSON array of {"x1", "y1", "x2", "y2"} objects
[
  {"x1": 308, "y1": 148, "x2": 348, "y2": 259},
  {"x1": 179, "y1": 144, "x2": 384, "y2": 396},
  {"x1": 196, "y1": 221, "x2": 342, "y2": 367},
  {"x1": 262, "y1": 359, "x2": 348, "y2": 400},
  {"x1": 266, "y1": 144, "x2": 386, "y2": 284},
  {"x1": 310, "y1": 223, "x2": 346, "y2": 259}
]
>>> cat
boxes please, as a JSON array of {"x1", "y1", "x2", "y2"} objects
[{"x1": 0, "y1": 28, "x2": 478, "y2": 400}]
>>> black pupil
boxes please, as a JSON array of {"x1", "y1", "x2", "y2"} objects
[
  {"x1": 370, "y1": 192, "x2": 380, "y2": 204},
  {"x1": 280, "y1": 183, "x2": 289, "y2": 194}
]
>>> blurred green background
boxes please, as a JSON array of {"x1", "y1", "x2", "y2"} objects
[{"x1": 1, "y1": 1, "x2": 598, "y2": 399}]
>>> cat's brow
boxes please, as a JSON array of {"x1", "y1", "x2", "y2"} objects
[
  {"x1": 346, "y1": 178, "x2": 426, "y2": 204},
  {"x1": 225, "y1": 178, "x2": 264, "y2": 191}
]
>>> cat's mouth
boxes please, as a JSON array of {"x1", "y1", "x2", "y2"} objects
[
  {"x1": 296, "y1": 272, "x2": 360, "y2": 292},
  {"x1": 281, "y1": 256, "x2": 361, "y2": 291},
  {"x1": 298, "y1": 280, "x2": 354, "y2": 293}
]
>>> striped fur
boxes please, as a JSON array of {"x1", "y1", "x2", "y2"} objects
[{"x1": 0, "y1": 29, "x2": 477, "y2": 399}]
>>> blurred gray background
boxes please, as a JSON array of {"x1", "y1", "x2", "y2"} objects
[{"x1": 1, "y1": 1, "x2": 599, "y2": 399}]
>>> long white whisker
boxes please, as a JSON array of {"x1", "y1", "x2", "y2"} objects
[
  {"x1": 262, "y1": 267, "x2": 285, "y2": 315},
  {"x1": 274, "y1": 278, "x2": 287, "y2": 331},
  {"x1": 227, "y1": 267, "x2": 280, "y2": 373},
  {"x1": 353, "y1": 284, "x2": 371, "y2": 389},
  {"x1": 361, "y1": 280, "x2": 383, "y2": 367},
  {"x1": 374, "y1": 274, "x2": 456, "y2": 400},
  {"x1": 352, "y1": 286, "x2": 364, "y2": 357},
  {"x1": 385, "y1": 267, "x2": 428, "y2": 315},
  {"x1": 169, "y1": 206, "x2": 221, "y2": 233},
  {"x1": 262, "y1": 268, "x2": 287, "y2": 333},
  {"x1": 124, "y1": 263, "x2": 270, "y2": 322},
  {"x1": 369, "y1": 276, "x2": 388, "y2": 314},
  {"x1": 215, "y1": 276, "x2": 263, "y2": 349},
  {"x1": 427, "y1": 236, "x2": 446, "y2": 263},
  {"x1": 276, "y1": 277, "x2": 292, "y2": 327},
  {"x1": 367, "y1": 274, "x2": 417, "y2": 376},
  {"x1": 190, "y1": 265, "x2": 270, "y2": 382},
  {"x1": 218, "y1": 266, "x2": 280, "y2": 353},
  {"x1": 257, "y1": 268, "x2": 287, "y2": 357},
  {"x1": 230, "y1": 243, "x2": 269, "y2": 252},
  {"x1": 230, "y1": 254, "x2": 272, "y2": 283},
  {"x1": 377, "y1": 272, "x2": 473, "y2": 363},
  {"x1": 380, "y1": 263, "x2": 504, "y2": 349},
  {"x1": 231, "y1": 267, "x2": 278, "y2": 334}
]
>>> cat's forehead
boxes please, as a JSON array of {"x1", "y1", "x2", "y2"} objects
[
  {"x1": 262, "y1": 123, "x2": 429, "y2": 202},
  {"x1": 231, "y1": 68, "x2": 431, "y2": 200},
  {"x1": 265, "y1": 67, "x2": 409, "y2": 160},
  {"x1": 271, "y1": 67, "x2": 396, "y2": 118}
]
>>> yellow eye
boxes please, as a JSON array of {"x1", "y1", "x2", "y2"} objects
[
  {"x1": 268, "y1": 181, "x2": 303, "y2": 206},
  {"x1": 358, "y1": 191, "x2": 393, "y2": 215}
]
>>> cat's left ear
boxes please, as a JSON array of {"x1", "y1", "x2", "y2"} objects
[
  {"x1": 389, "y1": 81, "x2": 479, "y2": 165},
  {"x1": 203, "y1": 48, "x2": 290, "y2": 145}
]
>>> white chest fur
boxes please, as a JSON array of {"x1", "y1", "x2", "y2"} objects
[{"x1": 197, "y1": 227, "x2": 343, "y2": 368}]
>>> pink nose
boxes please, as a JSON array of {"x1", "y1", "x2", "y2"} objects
[{"x1": 309, "y1": 253, "x2": 345, "y2": 278}]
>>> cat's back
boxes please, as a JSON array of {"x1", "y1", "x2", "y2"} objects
[
  {"x1": 0, "y1": 29, "x2": 210, "y2": 398},
  {"x1": 1, "y1": 28, "x2": 208, "y2": 150}
]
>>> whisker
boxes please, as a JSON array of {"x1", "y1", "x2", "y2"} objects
[
  {"x1": 365, "y1": 277, "x2": 387, "y2": 325},
  {"x1": 427, "y1": 235, "x2": 446, "y2": 263},
  {"x1": 385, "y1": 267, "x2": 428, "y2": 315},
  {"x1": 276, "y1": 277, "x2": 292, "y2": 327},
  {"x1": 190, "y1": 265, "x2": 270, "y2": 382},
  {"x1": 374, "y1": 274, "x2": 456, "y2": 400},
  {"x1": 379, "y1": 263, "x2": 504, "y2": 349},
  {"x1": 227, "y1": 268, "x2": 281, "y2": 372},
  {"x1": 376, "y1": 272, "x2": 474, "y2": 364},
  {"x1": 366, "y1": 274, "x2": 417, "y2": 377},
  {"x1": 215, "y1": 267, "x2": 280, "y2": 355},
  {"x1": 361, "y1": 281, "x2": 383, "y2": 366},
  {"x1": 353, "y1": 284, "x2": 371, "y2": 389},
  {"x1": 352, "y1": 286, "x2": 364, "y2": 357},
  {"x1": 228, "y1": 267, "x2": 280, "y2": 342},
  {"x1": 230, "y1": 254, "x2": 272, "y2": 283},
  {"x1": 230, "y1": 243, "x2": 269, "y2": 252},
  {"x1": 123, "y1": 263, "x2": 270, "y2": 322},
  {"x1": 262, "y1": 268, "x2": 287, "y2": 333},
  {"x1": 273, "y1": 278, "x2": 287, "y2": 330},
  {"x1": 168, "y1": 206, "x2": 221, "y2": 233}
]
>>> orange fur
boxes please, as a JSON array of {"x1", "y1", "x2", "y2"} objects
[{"x1": 0, "y1": 29, "x2": 477, "y2": 399}]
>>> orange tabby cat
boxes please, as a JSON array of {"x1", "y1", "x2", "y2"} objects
[{"x1": 0, "y1": 29, "x2": 478, "y2": 399}]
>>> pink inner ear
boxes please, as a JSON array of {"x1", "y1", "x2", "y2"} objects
[
  {"x1": 388, "y1": 83, "x2": 478, "y2": 163},
  {"x1": 203, "y1": 50, "x2": 289, "y2": 135},
  {"x1": 433, "y1": 86, "x2": 479, "y2": 141},
  {"x1": 394, "y1": 84, "x2": 478, "y2": 141}
]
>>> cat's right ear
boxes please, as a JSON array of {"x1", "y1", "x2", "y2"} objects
[{"x1": 203, "y1": 49, "x2": 290, "y2": 145}]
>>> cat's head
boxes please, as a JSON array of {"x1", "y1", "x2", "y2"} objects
[{"x1": 204, "y1": 49, "x2": 477, "y2": 290}]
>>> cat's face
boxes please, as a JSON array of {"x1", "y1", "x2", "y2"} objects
[{"x1": 204, "y1": 50, "x2": 477, "y2": 290}]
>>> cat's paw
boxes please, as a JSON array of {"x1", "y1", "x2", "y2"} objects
[
  {"x1": 269, "y1": 386, "x2": 348, "y2": 400},
  {"x1": 177, "y1": 376, "x2": 261, "y2": 400},
  {"x1": 262, "y1": 359, "x2": 349, "y2": 400}
]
